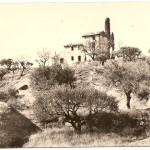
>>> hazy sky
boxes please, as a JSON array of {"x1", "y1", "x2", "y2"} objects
[{"x1": 0, "y1": 2, "x2": 150, "y2": 62}]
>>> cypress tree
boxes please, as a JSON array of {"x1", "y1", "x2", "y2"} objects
[
  {"x1": 105, "y1": 17, "x2": 110, "y2": 38},
  {"x1": 111, "y1": 32, "x2": 115, "y2": 50}
]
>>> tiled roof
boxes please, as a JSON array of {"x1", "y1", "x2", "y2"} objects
[
  {"x1": 64, "y1": 43, "x2": 83, "y2": 48},
  {"x1": 82, "y1": 31, "x2": 108, "y2": 38}
]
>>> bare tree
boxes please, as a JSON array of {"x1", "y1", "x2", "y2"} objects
[
  {"x1": 18, "y1": 57, "x2": 33, "y2": 76},
  {"x1": 118, "y1": 41, "x2": 124, "y2": 49},
  {"x1": 52, "y1": 52, "x2": 60, "y2": 65},
  {"x1": 82, "y1": 40, "x2": 99, "y2": 61},
  {"x1": 35, "y1": 48, "x2": 51, "y2": 66}
]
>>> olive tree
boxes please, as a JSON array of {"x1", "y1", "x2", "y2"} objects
[
  {"x1": 34, "y1": 85, "x2": 118, "y2": 134},
  {"x1": 95, "y1": 52, "x2": 108, "y2": 65},
  {"x1": 0, "y1": 59, "x2": 13, "y2": 70},
  {"x1": 0, "y1": 69, "x2": 8, "y2": 80},
  {"x1": 18, "y1": 57, "x2": 33, "y2": 76},
  {"x1": 117, "y1": 47, "x2": 141, "y2": 61},
  {"x1": 102, "y1": 60, "x2": 150, "y2": 109}
]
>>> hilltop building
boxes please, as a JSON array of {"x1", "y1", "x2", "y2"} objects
[{"x1": 58, "y1": 18, "x2": 115, "y2": 65}]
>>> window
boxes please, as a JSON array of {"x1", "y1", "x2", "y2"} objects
[
  {"x1": 60, "y1": 58, "x2": 64, "y2": 64},
  {"x1": 93, "y1": 36, "x2": 95, "y2": 40},
  {"x1": 84, "y1": 55, "x2": 87, "y2": 61},
  {"x1": 71, "y1": 46, "x2": 74, "y2": 51},
  {"x1": 78, "y1": 56, "x2": 81, "y2": 62},
  {"x1": 71, "y1": 56, "x2": 74, "y2": 61},
  {"x1": 92, "y1": 42, "x2": 95, "y2": 49}
]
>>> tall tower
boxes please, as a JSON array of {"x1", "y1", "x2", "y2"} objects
[{"x1": 105, "y1": 17, "x2": 110, "y2": 38}]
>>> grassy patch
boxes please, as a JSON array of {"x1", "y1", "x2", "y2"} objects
[{"x1": 24, "y1": 127, "x2": 124, "y2": 147}]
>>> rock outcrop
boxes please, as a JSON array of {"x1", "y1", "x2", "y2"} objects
[{"x1": 0, "y1": 102, "x2": 41, "y2": 148}]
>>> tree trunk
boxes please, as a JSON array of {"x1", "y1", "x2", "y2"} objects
[
  {"x1": 20, "y1": 68, "x2": 25, "y2": 76},
  {"x1": 20, "y1": 66, "x2": 26, "y2": 76},
  {"x1": 76, "y1": 123, "x2": 81, "y2": 134},
  {"x1": 71, "y1": 120, "x2": 81, "y2": 134},
  {"x1": 92, "y1": 55, "x2": 95, "y2": 61},
  {"x1": 102, "y1": 61, "x2": 104, "y2": 65},
  {"x1": 125, "y1": 91, "x2": 132, "y2": 109}
]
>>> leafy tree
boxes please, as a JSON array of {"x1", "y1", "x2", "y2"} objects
[
  {"x1": 95, "y1": 52, "x2": 108, "y2": 65},
  {"x1": 0, "y1": 59, "x2": 13, "y2": 70},
  {"x1": 35, "y1": 48, "x2": 50, "y2": 66},
  {"x1": 146, "y1": 57, "x2": 150, "y2": 65},
  {"x1": 34, "y1": 85, "x2": 118, "y2": 133},
  {"x1": 102, "y1": 60, "x2": 150, "y2": 109},
  {"x1": 31, "y1": 64, "x2": 76, "y2": 90},
  {"x1": 117, "y1": 47, "x2": 141, "y2": 61},
  {"x1": 0, "y1": 69, "x2": 8, "y2": 80},
  {"x1": 11, "y1": 61, "x2": 19, "y2": 74}
]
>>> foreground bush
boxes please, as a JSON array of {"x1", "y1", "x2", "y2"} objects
[
  {"x1": 30, "y1": 64, "x2": 76, "y2": 90},
  {"x1": 33, "y1": 85, "x2": 118, "y2": 133},
  {"x1": 91, "y1": 112, "x2": 147, "y2": 136}
]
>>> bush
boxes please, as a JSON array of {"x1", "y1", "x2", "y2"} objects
[
  {"x1": 0, "y1": 91, "x2": 8, "y2": 102},
  {"x1": 88, "y1": 112, "x2": 148, "y2": 139},
  {"x1": 0, "y1": 69, "x2": 8, "y2": 80},
  {"x1": 0, "y1": 88, "x2": 19, "y2": 103},
  {"x1": 30, "y1": 64, "x2": 76, "y2": 90},
  {"x1": 33, "y1": 85, "x2": 118, "y2": 133},
  {"x1": 7, "y1": 88, "x2": 19, "y2": 98}
]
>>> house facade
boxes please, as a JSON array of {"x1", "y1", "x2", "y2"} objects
[{"x1": 58, "y1": 18, "x2": 114, "y2": 65}]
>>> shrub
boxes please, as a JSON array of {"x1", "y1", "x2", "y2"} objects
[
  {"x1": 33, "y1": 85, "x2": 118, "y2": 133},
  {"x1": 0, "y1": 91, "x2": 8, "y2": 102},
  {"x1": 0, "y1": 88, "x2": 19, "y2": 102},
  {"x1": 0, "y1": 69, "x2": 8, "y2": 80},
  {"x1": 7, "y1": 88, "x2": 19, "y2": 98},
  {"x1": 88, "y1": 112, "x2": 148, "y2": 139},
  {"x1": 30, "y1": 64, "x2": 76, "y2": 90}
]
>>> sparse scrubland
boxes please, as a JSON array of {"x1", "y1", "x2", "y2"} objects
[
  {"x1": 1, "y1": 55, "x2": 150, "y2": 147},
  {"x1": 25, "y1": 58, "x2": 150, "y2": 147}
]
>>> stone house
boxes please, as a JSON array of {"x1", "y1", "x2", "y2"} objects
[{"x1": 58, "y1": 18, "x2": 114, "y2": 65}]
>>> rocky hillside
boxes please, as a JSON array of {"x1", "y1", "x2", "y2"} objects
[
  {"x1": 1, "y1": 64, "x2": 150, "y2": 147},
  {"x1": 0, "y1": 69, "x2": 40, "y2": 147}
]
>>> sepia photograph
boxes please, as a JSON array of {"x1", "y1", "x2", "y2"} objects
[{"x1": 1, "y1": 0, "x2": 150, "y2": 148}]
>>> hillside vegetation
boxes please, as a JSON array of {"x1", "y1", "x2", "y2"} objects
[
  {"x1": 1, "y1": 59, "x2": 150, "y2": 147},
  {"x1": 25, "y1": 60, "x2": 150, "y2": 147}
]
